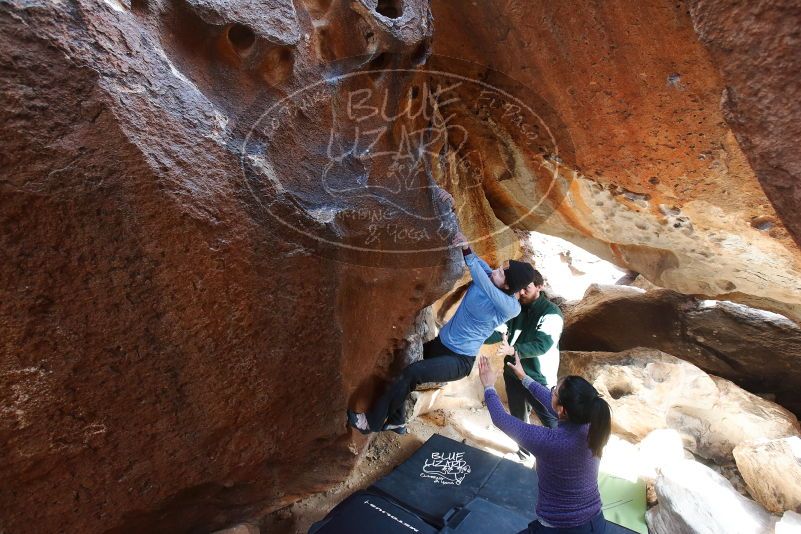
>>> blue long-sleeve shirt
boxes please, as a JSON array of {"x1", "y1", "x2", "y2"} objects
[
  {"x1": 439, "y1": 252, "x2": 521, "y2": 356},
  {"x1": 484, "y1": 377, "x2": 602, "y2": 528}
]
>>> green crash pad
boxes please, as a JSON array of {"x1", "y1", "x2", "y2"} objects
[{"x1": 599, "y1": 473, "x2": 648, "y2": 534}]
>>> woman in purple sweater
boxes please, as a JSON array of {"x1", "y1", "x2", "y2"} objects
[{"x1": 478, "y1": 354, "x2": 611, "y2": 533}]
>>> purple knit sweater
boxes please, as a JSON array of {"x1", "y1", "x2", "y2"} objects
[{"x1": 484, "y1": 376, "x2": 601, "y2": 528}]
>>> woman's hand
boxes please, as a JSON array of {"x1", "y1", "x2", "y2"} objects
[
  {"x1": 506, "y1": 352, "x2": 526, "y2": 380},
  {"x1": 478, "y1": 355, "x2": 497, "y2": 388}
]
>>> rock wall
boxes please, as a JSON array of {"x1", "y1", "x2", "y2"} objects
[
  {"x1": 431, "y1": 0, "x2": 801, "y2": 321},
  {"x1": 688, "y1": 0, "x2": 801, "y2": 248},
  {"x1": 561, "y1": 284, "x2": 801, "y2": 415},
  {"x1": 560, "y1": 348, "x2": 801, "y2": 462},
  {"x1": 0, "y1": 0, "x2": 457, "y2": 532},
  {"x1": 2, "y1": 0, "x2": 801, "y2": 532}
]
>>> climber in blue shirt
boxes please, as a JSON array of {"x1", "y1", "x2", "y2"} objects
[{"x1": 348, "y1": 212, "x2": 536, "y2": 434}]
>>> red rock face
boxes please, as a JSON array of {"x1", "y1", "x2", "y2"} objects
[
  {"x1": 689, "y1": 0, "x2": 801, "y2": 248},
  {"x1": 2, "y1": 0, "x2": 801, "y2": 532},
  {"x1": 561, "y1": 285, "x2": 801, "y2": 417},
  {"x1": 431, "y1": 0, "x2": 801, "y2": 321},
  {"x1": 0, "y1": 0, "x2": 456, "y2": 532}
]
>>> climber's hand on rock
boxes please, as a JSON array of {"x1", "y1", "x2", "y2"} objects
[
  {"x1": 436, "y1": 187, "x2": 455, "y2": 212},
  {"x1": 506, "y1": 352, "x2": 526, "y2": 380},
  {"x1": 452, "y1": 230, "x2": 469, "y2": 250},
  {"x1": 479, "y1": 355, "x2": 497, "y2": 387}
]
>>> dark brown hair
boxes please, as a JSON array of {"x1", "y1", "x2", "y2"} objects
[{"x1": 556, "y1": 376, "x2": 611, "y2": 457}]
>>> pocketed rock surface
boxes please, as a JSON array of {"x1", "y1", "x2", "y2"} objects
[{"x1": 2, "y1": 0, "x2": 801, "y2": 532}]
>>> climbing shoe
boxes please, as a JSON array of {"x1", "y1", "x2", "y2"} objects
[
  {"x1": 347, "y1": 409, "x2": 371, "y2": 435},
  {"x1": 382, "y1": 423, "x2": 408, "y2": 435}
]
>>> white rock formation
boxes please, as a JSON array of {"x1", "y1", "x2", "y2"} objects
[
  {"x1": 646, "y1": 459, "x2": 776, "y2": 534},
  {"x1": 672, "y1": 376, "x2": 801, "y2": 463},
  {"x1": 560, "y1": 348, "x2": 801, "y2": 463},
  {"x1": 733, "y1": 437, "x2": 801, "y2": 514},
  {"x1": 637, "y1": 428, "x2": 688, "y2": 481}
]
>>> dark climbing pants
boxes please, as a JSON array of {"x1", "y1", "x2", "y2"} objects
[
  {"x1": 503, "y1": 368, "x2": 558, "y2": 429},
  {"x1": 366, "y1": 337, "x2": 473, "y2": 431},
  {"x1": 518, "y1": 512, "x2": 607, "y2": 533}
]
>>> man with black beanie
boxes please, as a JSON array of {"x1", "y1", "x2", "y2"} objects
[{"x1": 485, "y1": 269, "x2": 563, "y2": 430}]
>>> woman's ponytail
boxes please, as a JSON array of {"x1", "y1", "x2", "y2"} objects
[
  {"x1": 558, "y1": 376, "x2": 612, "y2": 458},
  {"x1": 587, "y1": 395, "x2": 611, "y2": 458}
]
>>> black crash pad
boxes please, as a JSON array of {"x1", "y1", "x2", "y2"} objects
[
  {"x1": 439, "y1": 497, "x2": 530, "y2": 533},
  {"x1": 310, "y1": 434, "x2": 640, "y2": 534},
  {"x1": 308, "y1": 491, "x2": 438, "y2": 534},
  {"x1": 372, "y1": 434, "x2": 511, "y2": 526}
]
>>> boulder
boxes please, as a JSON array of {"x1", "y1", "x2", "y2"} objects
[
  {"x1": 733, "y1": 437, "x2": 801, "y2": 514},
  {"x1": 597, "y1": 429, "x2": 689, "y2": 485},
  {"x1": 701, "y1": 459, "x2": 750, "y2": 498},
  {"x1": 598, "y1": 431, "x2": 687, "y2": 484},
  {"x1": 671, "y1": 376, "x2": 801, "y2": 462},
  {"x1": 598, "y1": 436, "x2": 642, "y2": 483},
  {"x1": 431, "y1": 0, "x2": 801, "y2": 322},
  {"x1": 646, "y1": 459, "x2": 777, "y2": 534},
  {"x1": 560, "y1": 348, "x2": 718, "y2": 442},
  {"x1": 3, "y1": 0, "x2": 801, "y2": 531},
  {"x1": 560, "y1": 348, "x2": 801, "y2": 462},
  {"x1": 689, "y1": 0, "x2": 801, "y2": 248},
  {"x1": 0, "y1": 1, "x2": 454, "y2": 532},
  {"x1": 561, "y1": 284, "x2": 801, "y2": 416}
]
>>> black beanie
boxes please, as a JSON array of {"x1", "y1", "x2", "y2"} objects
[{"x1": 504, "y1": 260, "x2": 536, "y2": 294}]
